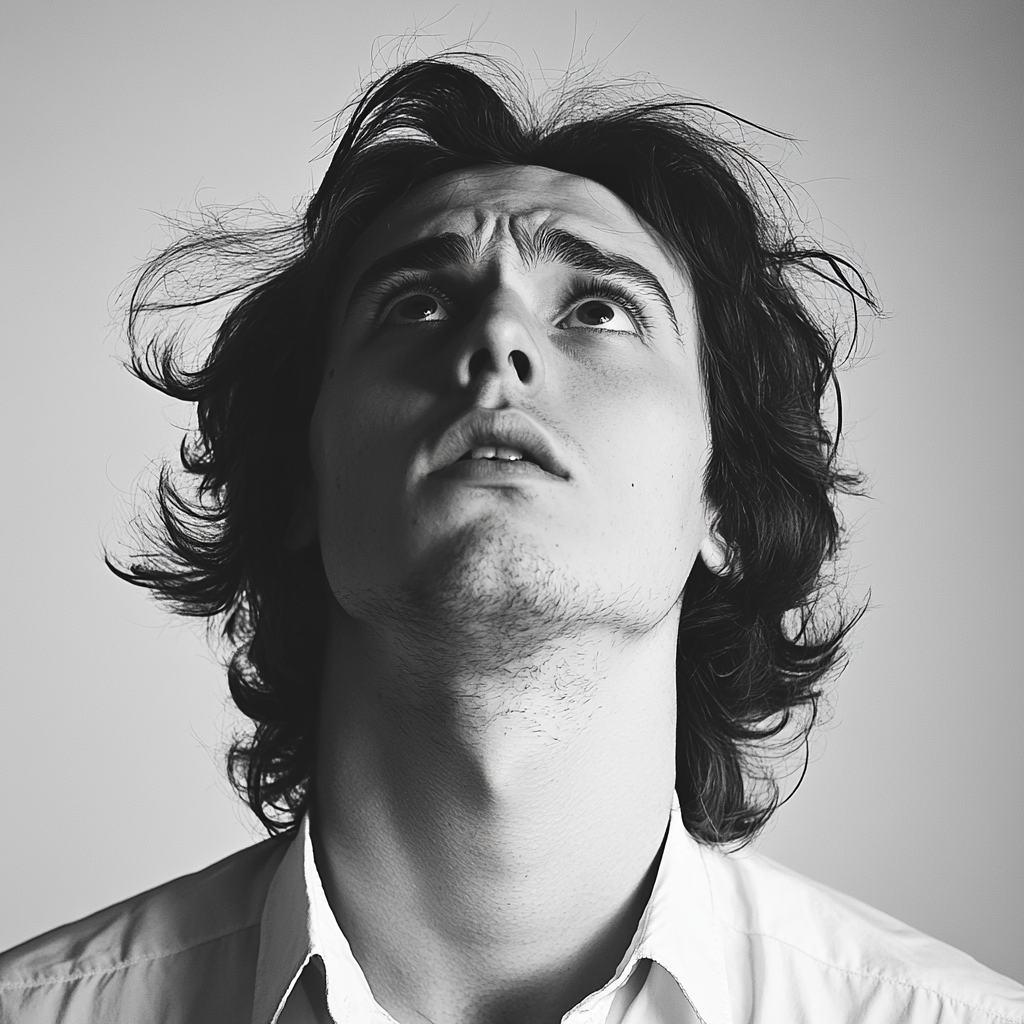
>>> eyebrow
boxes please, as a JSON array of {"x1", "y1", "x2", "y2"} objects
[
  {"x1": 344, "y1": 233, "x2": 478, "y2": 313},
  {"x1": 343, "y1": 225, "x2": 679, "y2": 333},
  {"x1": 515, "y1": 224, "x2": 679, "y2": 334}
]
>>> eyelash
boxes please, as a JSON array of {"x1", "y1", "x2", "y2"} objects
[
  {"x1": 373, "y1": 275, "x2": 455, "y2": 324},
  {"x1": 558, "y1": 280, "x2": 652, "y2": 334},
  {"x1": 370, "y1": 274, "x2": 652, "y2": 333}
]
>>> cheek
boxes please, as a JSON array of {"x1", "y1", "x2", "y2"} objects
[
  {"x1": 619, "y1": 411, "x2": 708, "y2": 534},
  {"x1": 570, "y1": 362, "x2": 709, "y2": 561},
  {"x1": 308, "y1": 373, "x2": 425, "y2": 579},
  {"x1": 311, "y1": 367, "x2": 420, "y2": 487},
  {"x1": 310, "y1": 379, "x2": 364, "y2": 506}
]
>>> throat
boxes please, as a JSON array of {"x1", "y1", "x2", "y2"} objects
[{"x1": 311, "y1": 602, "x2": 679, "y2": 1024}]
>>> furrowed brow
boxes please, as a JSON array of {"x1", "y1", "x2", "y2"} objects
[
  {"x1": 521, "y1": 225, "x2": 679, "y2": 334},
  {"x1": 343, "y1": 233, "x2": 477, "y2": 312}
]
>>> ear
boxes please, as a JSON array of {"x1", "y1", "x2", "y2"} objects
[
  {"x1": 285, "y1": 478, "x2": 318, "y2": 551},
  {"x1": 699, "y1": 531, "x2": 732, "y2": 577}
]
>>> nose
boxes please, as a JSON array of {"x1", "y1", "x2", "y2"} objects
[{"x1": 451, "y1": 291, "x2": 545, "y2": 401}]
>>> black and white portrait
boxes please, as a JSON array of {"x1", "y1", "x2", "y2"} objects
[{"x1": 2, "y1": 2, "x2": 1021, "y2": 1021}]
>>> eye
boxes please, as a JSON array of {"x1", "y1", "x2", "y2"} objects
[
  {"x1": 558, "y1": 297, "x2": 639, "y2": 333},
  {"x1": 382, "y1": 291, "x2": 451, "y2": 326}
]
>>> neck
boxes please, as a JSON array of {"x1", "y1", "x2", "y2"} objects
[{"x1": 313, "y1": 600, "x2": 678, "y2": 1024}]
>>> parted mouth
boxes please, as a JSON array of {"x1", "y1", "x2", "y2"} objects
[{"x1": 428, "y1": 408, "x2": 571, "y2": 480}]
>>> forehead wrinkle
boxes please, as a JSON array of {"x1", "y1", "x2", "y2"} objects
[
  {"x1": 411, "y1": 207, "x2": 553, "y2": 284},
  {"x1": 452, "y1": 208, "x2": 550, "y2": 270},
  {"x1": 506, "y1": 211, "x2": 561, "y2": 267}
]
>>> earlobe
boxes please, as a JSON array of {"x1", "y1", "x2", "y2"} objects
[
  {"x1": 285, "y1": 481, "x2": 318, "y2": 551},
  {"x1": 699, "y1": 532, "x2": 731, "y2": 576}
]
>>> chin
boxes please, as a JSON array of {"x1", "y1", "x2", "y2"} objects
[
  {"x1": 395, "y1": 524, "x2": 674, "y2": 645},
  {"x1": 408, "y1": 527, "x2": 572, "y2": 628}
]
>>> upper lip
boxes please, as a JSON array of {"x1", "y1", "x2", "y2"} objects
[{"x1": 427, "y1": 408, "x2": 571, "y2": 479}]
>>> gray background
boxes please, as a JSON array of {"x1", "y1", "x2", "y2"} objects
[{"x1": 2, "y1": 0, "x2": 1021, "y2": 983}]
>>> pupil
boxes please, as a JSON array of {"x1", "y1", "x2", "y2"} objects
[
  {"x1": 397, "y1": 295, "x2": 438, "y2": 320},
  {"x1": 577, "y1": 300, "x2": 614, "y2": 325}
]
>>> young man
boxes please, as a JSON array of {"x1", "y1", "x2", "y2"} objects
[{"x1": 2, "y1": 58, "x2": 1021, "y2": 1024}]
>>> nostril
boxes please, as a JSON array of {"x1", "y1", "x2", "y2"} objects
[
  {"x1": 467, "y1": 348, "x2": 492, "y2": 379},
  {"x1": 509, "y1": 350, "x2": 532, "y2": 383}
]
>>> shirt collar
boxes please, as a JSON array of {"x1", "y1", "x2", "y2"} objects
[
  {"x1": 252, "y1": 800, "x2": 732, "y2": 1024},
  {"x1": 251, "y1": 818, "x2": 309, "y2": 1024},
  {"x1": 624, "y1": 796, "x2": 733, "y2": 1024},
  {"x1": 252, "y1": 815, "x2": 387, "y2": 1024},
  {"x1": 561, "y1": 796, "x2": 733, "y2": 1024}
]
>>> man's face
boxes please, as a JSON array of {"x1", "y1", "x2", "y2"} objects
[{"x1": 309, "y1": 165, "x2": 711, "y2": 640}]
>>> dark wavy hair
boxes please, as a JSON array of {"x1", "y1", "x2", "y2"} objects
[{"x1": 114, "y1": 55, "x2": 873, "y2": 845}]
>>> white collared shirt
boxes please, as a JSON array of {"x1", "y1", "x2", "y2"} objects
[
  {"x1": 2, "y1": 800, "x2": 1022, "y2": 1023},
  {"x1": 261, "y1": 808, "x2": 725, "y2": 1024}
]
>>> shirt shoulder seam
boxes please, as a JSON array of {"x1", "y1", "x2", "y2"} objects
[
  {"x1": 0, "y1": 920, "x2": 262, "y2": 992},
  {"x1": 720, "y1": 923, "x2": 1024, "y2": 1023}
]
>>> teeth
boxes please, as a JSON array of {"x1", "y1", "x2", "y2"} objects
[{"x1": 468, "y1": 445, "x2": 525, "y2": 461}]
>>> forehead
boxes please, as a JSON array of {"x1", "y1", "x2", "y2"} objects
[{"x1": 347, "y1": 164, "x2": 681, "y2": 277}]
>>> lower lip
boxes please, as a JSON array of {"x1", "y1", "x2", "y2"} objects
[{"x1": 431, "y1": 458, "x2": 562, "y2": 483}]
